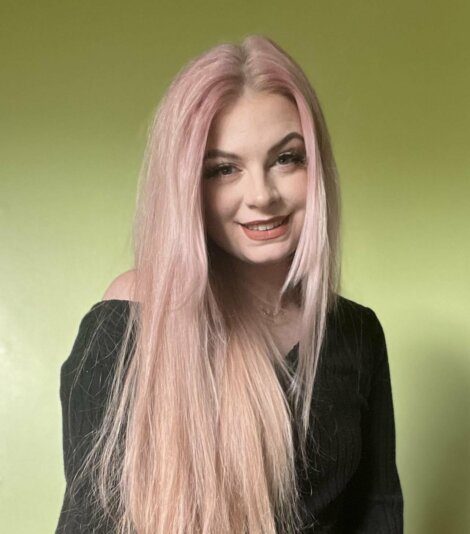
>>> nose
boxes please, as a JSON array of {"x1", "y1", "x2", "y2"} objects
[{"x1": 244, "y1": 167, "x2": 281, "y2": 209}]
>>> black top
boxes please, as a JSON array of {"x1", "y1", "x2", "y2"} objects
[{"x1": 56, "y1": 296, "x2": 404, "y2": 533}]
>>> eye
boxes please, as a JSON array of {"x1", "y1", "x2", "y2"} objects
[
  {"x1": 276, "y1": 150, "x2": 306, "y2": 167},
  {"x1": 203, "y1": 163, "x2": 238, "y2": 180}
]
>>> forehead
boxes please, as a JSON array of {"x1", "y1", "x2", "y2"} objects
[{"x1": 206, "y1": 92, "x2": 302, "y2": 151}]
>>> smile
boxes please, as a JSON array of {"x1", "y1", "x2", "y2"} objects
[{"x1": 239, "y1": 214, "x2": 291, "y2": 241}]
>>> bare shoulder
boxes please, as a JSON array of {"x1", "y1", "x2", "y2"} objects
[{"x1": 101, "y1": 269, "x2": 136, "y2": 301}]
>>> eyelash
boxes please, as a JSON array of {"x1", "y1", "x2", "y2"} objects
[{"x1": 203, "y1": 150, "x2": 307, "y2": 180}]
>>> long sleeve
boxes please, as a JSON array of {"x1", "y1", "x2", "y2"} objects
[
  {"x1": 341, "y1": 308, "x2": 404, "y2": 532},
  {"x1": 55, "y1": 301, "x2": 128, "y2": 533}
]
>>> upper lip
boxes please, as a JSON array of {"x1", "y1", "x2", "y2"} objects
[{"x1": 240, "y1": 214, "x2": 289, "y2": 226}]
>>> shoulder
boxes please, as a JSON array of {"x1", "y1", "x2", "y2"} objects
[
  {"x1": 102, "y1": 269, "x2": 136, "y2": 301},
  {"x1": 332, "y1": 294, "x2": 377, "y2": 326},
  {"x1": 62, "y1": 300, "x2": 132, "y2": 374},
  {"x1": 330, "y1": 295, "x2": 385, "y2": 353},
  {"x1": 61, "y1": 276, "x2": 136, "y2": 377}
]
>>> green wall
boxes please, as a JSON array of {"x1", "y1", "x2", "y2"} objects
[{"x1": 1, "y1": 1, "x2": 468, "y2": 532}]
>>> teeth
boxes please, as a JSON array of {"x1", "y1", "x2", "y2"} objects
[{"x1": 245, "y1": 218, "x2": 285, "y2": 231}]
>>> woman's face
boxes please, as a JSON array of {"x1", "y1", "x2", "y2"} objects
[{"x1": 202, "y1": 90, "x2": 308, "y2": 267}]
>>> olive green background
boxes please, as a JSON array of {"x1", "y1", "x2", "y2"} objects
[{"x1": 1, "y1": 1, "x2": 469, "y2": 532}]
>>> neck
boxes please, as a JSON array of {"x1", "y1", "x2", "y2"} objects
[{"x1": 231, "y1": 255, "x2": 298, "y2": 311}]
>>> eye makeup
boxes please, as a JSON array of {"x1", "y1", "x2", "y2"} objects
[{"x1": 203, "y1": 148, "x2": 307, "y2": 180}]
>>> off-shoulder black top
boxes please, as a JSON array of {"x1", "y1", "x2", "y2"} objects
[{"x1": 55, "y1": 295, "x2": 404, "y2": 533}]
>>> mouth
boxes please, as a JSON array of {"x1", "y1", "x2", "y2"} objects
[
  {"x1": 239, "y1": 214, "x2": 290, "y2": 230},
  {"x1": 238, "y1": 214, "x2": 292, "y2": 241}
]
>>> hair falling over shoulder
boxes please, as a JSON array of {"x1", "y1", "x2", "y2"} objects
[{"x1": 68, "y1": 33, "x2": 342, "y2": 534}]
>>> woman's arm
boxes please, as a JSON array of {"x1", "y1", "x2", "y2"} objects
[
  {"x1": 341, "y1": 308, "x2": 404, "y2": 533},
  {"x1": 55, "y1": 303, "x2": 123, "y2": 533}
]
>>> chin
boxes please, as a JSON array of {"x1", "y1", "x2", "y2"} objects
[{"x1": 241, "y1": 247, "x2": 293, "y2": 264}]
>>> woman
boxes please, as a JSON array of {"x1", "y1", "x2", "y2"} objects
[{"x1": 56, "y1": 35, "x2": 404, "y2": 533}]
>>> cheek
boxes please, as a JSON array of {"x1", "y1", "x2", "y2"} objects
[
  {"x1": 203, "y1": 195, "x2": 230, "y2": 242},
  {"x1": 288, "y1": 173, "x2": 308, "y2": 205},
  {"x1": 203, "y1": 186, "x2": 236, "y2": 224},
  {"x1": 202, "y1": 187, "x2": 217, "y2": 223}
]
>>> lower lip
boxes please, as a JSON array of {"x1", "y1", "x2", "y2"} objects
[{"x1": 240, "y1": 215, "x2": 291, "y2": 241}]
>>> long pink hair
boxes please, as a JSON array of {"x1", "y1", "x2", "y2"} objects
[{"x1": 68, "y1": 34, "x2": 342, "y2": 533}]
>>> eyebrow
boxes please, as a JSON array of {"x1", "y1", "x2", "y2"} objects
[{"x1": 203, "y1": 132, "x2": 305, "y2": 162}]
